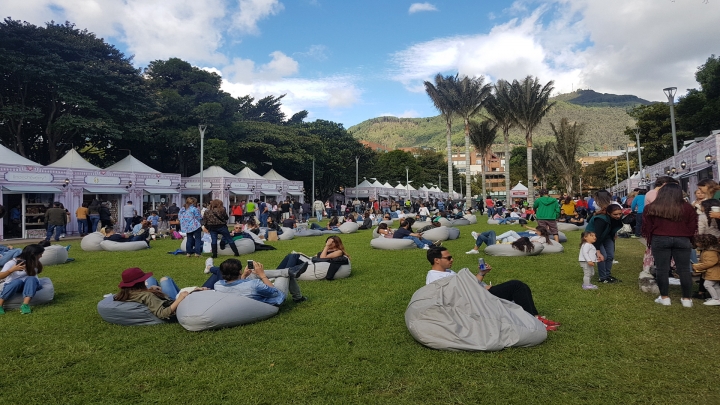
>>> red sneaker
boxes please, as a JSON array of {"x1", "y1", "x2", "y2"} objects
[
  {"x1": 537, "y1": 316, "x2": 560, "y2": 327},
  {"x1": 545, "y1": 324, "x2": 558, "y2": 332}
]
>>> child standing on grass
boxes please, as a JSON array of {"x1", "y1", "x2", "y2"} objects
[
  {"x1": 579, "y1": 232, "x2": 599, "y2": 290},
  {"x1": 691, "y1": 234, "x2": 720, "y2": 306}
]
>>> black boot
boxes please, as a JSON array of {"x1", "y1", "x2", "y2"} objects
[
  {"x1": 211, "y1": 244, "x2": 218, "y2": 259},
  {"x1": 230, "y1": 242, "x2": 240, "y2": 257}
]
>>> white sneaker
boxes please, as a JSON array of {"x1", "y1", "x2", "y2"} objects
[
  {"x1": 466, "y1": 249, "x2": 479, "y2": 254},
  {"x1": 471, "y1": 231, "x2": 479, "y2": 240},
  {"x1": 654, "y1": 296, "x2": 671, "y2": 306},
  {"x1": 681, "y1": 298, "x2": 693, "y2": 308},
  {"x1": 703, "y1": 299, "x2": 720, "y2": 306},
  {"x1": 422, "y1": 244, "x2": 430, "y2": 250},
  {"x1": 612, "y1": 260, "x2": 619, "y2": 264},
  {"x1": 204, "y1": 257, "x2": 214, "y2": 274}
]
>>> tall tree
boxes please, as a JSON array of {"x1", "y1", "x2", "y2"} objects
[
  {"x1": 485, "y1": 80, "x2": 515, "y2": 204},
  {"x1": 551, "y1": 118, "x2": 584, "y2": 194},
  {"x1": 448, "y1": 75, "x2": 492, "y2": 205},
  {"x1": 424, "y1": 74, "x2": 456, "y2": 194},
  {"x1": 469, "y1": 120, "x2": 498, "y2": 200},
  {"x1": 533, "y1": 142, "x2": 555, "y2": 190},
  {"x1": 0, "y1": 18, "x2": 149, "y2": 164},
  {"x1": 504, "y1": 76, "x2": 556, "y2": 204}
]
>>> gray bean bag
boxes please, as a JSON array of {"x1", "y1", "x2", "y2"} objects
[
  {"x1": 557, "y1": 222, "x2": 582, "y2": 232},
  {"x1": 450, "y1": 218, "x2": 471, "y2": 226},
  {"x1": 97, "y1": 295, "x2": 169, "y2": 326},
  {"x1": 4, "y1": 277, "x2": 54, "y2": 310},
  {"x1": 296, "y1": 255, "x2": 352, "y2": 281},
  {"x1": 81, "y1": 232, "x2": 105, "y2": 251},
  {"x1": 421, "y1": 226, "x2": 450, "y2": 241},
  {"x1": 370, "y1": 237, "x2": 416, "y2": 250},
  {"x1": 484, "y1": 242, "x2": 544, "y2": 256},
  {"x1": 319, "y1": 229, "x2": 341, "y2": 235},
  {"x1": 372, "y1": 226, "x2": 382, "y2": 238},
  {"x1": 411, "y1": 221, "x2": 432, "y2": 231},
  {"x1": 447, "y1": 227, "x2": 460, "y2": 240},
  {"x1": 436, "y1": 217, "x2": 451, "y2": 226},
  {"x1": 217, "y1": 238, "x2": 255, "y2": 256},
  {"x1": 539, "y1": 242, "x2": 564, "y2": 254},
  {"x1": 39, "y1": 245, "x2": 69, "y2": 266},
  {"x1": 464, "y1": 215, "x2": 478, "y2": 224},
  {"x1": 100, "y1": 240, "x2": 149, "y2": 251},
  {"x1": 487, "y1": 219, "x2": 501, "y2": 225},
  {"x1": 558, "y1": 232, "x2": 567, "y2": 243},
  {"x1": 294, "y1": 229, "x2": 324, "y2": 237},
  {"x1": 176, "y1": 290, "x2": 279, "y2": 332},
  {"x1": 338, "y1": 222, "x2": 359, "y2": 234},
  {"x1": 405, "y1": 269, "x2": 547, "y2": 351},
  {"x1": 278, "y1": 227, "x2": 296, "y2": 240}
]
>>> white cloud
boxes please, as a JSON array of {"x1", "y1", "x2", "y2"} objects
[
  {"x1": 231, "y1": 0, "x2": 284, "y2": 34},
  {"x1": 392, "y1": 0, "x2": 720, "y2": 102},
  {"x1": 408, "y1": 2, "x2": 438, "y2": 14},
  {"x1": 222, "y1": 51, "x2": 298, "y2": 83},
  {"x1": 295, "y1": 45, "x2": 329, "y2": 61},
  {"x1": 380, "y1": 110, "x2": 421, "y2": 118}
]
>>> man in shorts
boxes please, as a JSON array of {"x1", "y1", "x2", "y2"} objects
[{"x1": 533, "y1": 189, "x2": 560, "y2": 243}]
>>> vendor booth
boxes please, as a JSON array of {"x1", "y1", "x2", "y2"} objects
[
  {"x1": 105, "y1": 155, "x2": 180, "y2": 215},
  {"x1": 510, "y1": 182, "x2": 528, "y2": 206}
]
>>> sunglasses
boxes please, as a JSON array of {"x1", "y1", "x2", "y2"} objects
[{"x1": 441, "y1": 255, "x2": 453, "y2": 260}]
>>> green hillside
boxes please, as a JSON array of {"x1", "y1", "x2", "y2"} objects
[{"x1": 349, "y1": 91, "x2": 645, "y2": 154}]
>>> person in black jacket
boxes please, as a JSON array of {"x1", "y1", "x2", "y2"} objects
[
  {"x1": 358, "y1": 211, "x2": 373, "y2": 230},
  {"x1": 99, "y1": 202, "x2": 113, "y2": 229}
]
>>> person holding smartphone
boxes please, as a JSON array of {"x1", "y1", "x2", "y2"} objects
[
  {"x1": 211, "y1": 258, "x2": 308, "y2": 305},
  {"x1": 0, "y1": 244, "x2": 45, "y2": 314}
]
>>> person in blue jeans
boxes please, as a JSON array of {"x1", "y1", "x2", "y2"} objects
[
  {"x1": 630, "y1": 189, "x2": 646, "y2": 237},
  {"x1": 0, "y1": 244, "x2": 45, "y2": 314},
  {"x1": 465, "y1": 230, "x2": 497, "y2": 254},
  {"x1": 0, "y1": 244, "x2": 23, "y2": 267},
  {"x1": 393, "y1": 218, "x2": 434, "y2": 249}
]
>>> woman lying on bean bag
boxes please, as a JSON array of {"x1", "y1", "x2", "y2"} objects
[
  {"x1": 310, "y1": 216, "x2": 340, "y2": 231},
  {"x1": 311, "y1": 236, "x2": 351, "y2": 280},
  {"x1": 113, "y1": 267, "x2": 199, "y2": 321}
]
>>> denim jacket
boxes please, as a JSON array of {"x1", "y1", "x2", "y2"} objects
[{"x1": 214, "y1": 278, "x2": 285, "y2": 306}]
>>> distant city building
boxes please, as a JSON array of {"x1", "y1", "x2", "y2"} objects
[{"x1": 450, "y1": 146, "x2": 507, "y2": 192}]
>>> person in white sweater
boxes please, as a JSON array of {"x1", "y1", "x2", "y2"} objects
[{"x1": 578, "y1": 231, "x2": 599, "y2": 290}]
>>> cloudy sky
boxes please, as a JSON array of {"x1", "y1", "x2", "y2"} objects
[{"x1": 2, "y1": 0, "x2": 718, "y2": 127}]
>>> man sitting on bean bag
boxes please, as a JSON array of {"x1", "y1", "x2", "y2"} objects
[
  {"x1": 214, "y1": 259, "x2": 309, "y2": 305},
  {"x1": 103, "y1": 227, "x2": 131, "y2": 242},
  {"x1": 394, "y1": 218, "x2": 435, "y2": 250}
]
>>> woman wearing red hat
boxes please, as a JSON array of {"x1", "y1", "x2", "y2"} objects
[{"x1": 114, "y1": 268, "x2": 192, "y2": 320}]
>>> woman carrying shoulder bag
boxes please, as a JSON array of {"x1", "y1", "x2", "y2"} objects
[{"x1": 642, "y1": 183, "x2": 698, "y2": 307}]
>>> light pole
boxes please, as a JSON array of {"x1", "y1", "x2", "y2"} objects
[
  {"x1": 663, "y1": 87, "x2": 678, "y2": 156},
  {"x1": 614, "y1": 158, "x2": 619, "y2": 189},
  {"x1": 405, "y1": 166, "x2": 409, "y2": 201},
  {"x1": 634, "y1": 127, "x2": 643, "y2": 178},
  {"x1": 312, "y1": 157, "x2": 315, "y2": 203},
  {"x1": 625, "y1": 143, "x2": 631, "y2": 193},
  {"x1": 355, "y1": 156, "x2": 359, "y2": 198},
  {"x1": 438, "y1": 174, "x2": 441, "y2": 192},
  {"x1": 198, "y1": 124, "x2": 206, "y2": 207}
]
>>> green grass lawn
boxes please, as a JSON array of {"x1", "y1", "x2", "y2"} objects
[{"x1": 2, "y1": 221, "x2": 718, "y2": 404}]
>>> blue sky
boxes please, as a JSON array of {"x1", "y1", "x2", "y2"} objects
[{"x1": 3, "y1": 0, "x2": 719, "y2": 127}]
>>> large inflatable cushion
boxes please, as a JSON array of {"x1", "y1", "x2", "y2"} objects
[
  {"x1": 296, "y1": 256, "x2": 352, "y2": 281},
  {"x1": 450, "y1": 218, "x2": 471, "y2": 226},
  {"x1": 421, "y1": 226, "x2": 450, "y2": 242},
  {"x1": 464, "y1": 215, "x2": 478, "y2": 224},
  {"x1": 447, "y1": 227, "x2": 460, "y2": 240},
  {"x1": 539, "y1": 242, "x2": 564, "y2": 254},
  {"x1": 338, "y1": 222, "x2": 359, "y2": 234},
  {"x1": 176, "y1": 290, "x2": 279, "y2": 331},
  {"x1": 97, "y1": 295, "x2": 169, "y2": 326},
  {"x1": 277, "y1": 227, "x2": 296, "y2": 241},
  {"x1": 81, "y1": 232, "x2": 105, "y2": 251},
  {"x1": 484, "y1": 242, "x2": 544, "y2": 257},
  {"x1": 370, "y1": 237, "x2": 416, "y2": 250},
  {"x1": 4, "y1": 277, "x2": 54, "y2": 310},
  {"x1": 100, "y1": 240, "x2": 149, "y2": 251},
  {"x1": 39, "y1": 245, "x2": 69, "y2": 266}
]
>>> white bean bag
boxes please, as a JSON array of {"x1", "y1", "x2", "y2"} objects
[
  {"x1": 372, "y1": 227, "x2": 381, "y2": 239},
  {"x1": 39, "y1": 245, "x2": 69, "y2": 266},
  {"x1": 484, "y1": 242, "x2": 544, "y2": 257},
  {"x1": 411, "y1": 221, "x2": 432, "y2": 231},
  {"x1": 81, "y1": 232, "x2": 105, "y2": 251},
  {"x1": 97, "y1": 295, "x2": 169, "y2": 326},
  {"x1": 450, "y1": 218, "x2": 471, "y2": 226},
  {"x1": 421, "y1": 226, "x2": 450, "y2": 241},
  {"x1": 539, "y1": 242, "x2": 564, "y2": 254},
  {"x1": 464, "y1": 215, "x2": 478, "y2": 224},
  {"x1": 487, "y1": 219, "x2": 501, "y2": 225},
  {"x1": 278, "y1": 227, "x2": 295, "y2": 240},
  {"x1": 4, "y1": 278, "x2": 54, "y2": 310},
  {"x1": 436, "y1": 217, "x2": 451, "y2": 226},
  {"x1": 338, "y1": 222, "x2": 359, "y2": 234},
  {"x1": 558, "y1": 232, "x2": 567, "y2": 243},
  {"x1": 296, "y1": 256, "x2": 352, "y2": 281},
  {"x1": 217, "y1": 238, "x2": 255, "y2": 256},
  {"x1": 370, "y1": 237, "x2": 416, "y2": 250},
  {"x1": 176, "y1": 290, "x2": 278, "y2": 332},
  {"x1": 100, "y1": 240, "x2": 149, "y2": 251},
  {"x1": 447, "y1": 227, "x2": 460, "y2": 240},
  {"x1": 178, "y1": 237, "x2": 212, "y2": 253},
  {"x1": 405, "y1": 269, "x2": 546, "y2": 351},
  {"x1": 295, "y1": 229, "x2": 324, "y2": 237},
  {"x1": 557, "y1": 222, "x2": 582, "y2": 232}
]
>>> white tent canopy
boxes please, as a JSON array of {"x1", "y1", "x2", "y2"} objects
[
  {"x1": 235, "y1": 167, "x2": 264, "y2": 179},
  {"x1": 0, "y1": 144, "x2": 41, "y2": 166},
  {"x1": 105, "y1": 155, "x2": 160, "y2": 173},
  {"x1": 383, "y1": 182, "x2": 394, "y2": 188},
  {"x1": 263, "y1": 169, "x2": 288, "y2": 181},
  {"x1": 371, "y1": 180, "x2": 384, "y2": 187},
  {"x1": 356, "y1": 180, "x2": 374, "y2": 188},
  {"x1": 190, "y1": 165, "x2": 236, "y2": 178},
  {"x1": 48, "y1": 149, "x2": 101, "y2": 170},
  {"x1": 510, "y1": 182, "x2": 528, "y2": 197}
]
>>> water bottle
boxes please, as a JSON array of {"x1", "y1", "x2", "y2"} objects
[{"x1": 478, "y1": 258, "x2": 486, "y2": 271}]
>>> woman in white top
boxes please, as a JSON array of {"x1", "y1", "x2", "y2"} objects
[{"x1": 0, "y1": 244, "x2": 45, "y2": 314}]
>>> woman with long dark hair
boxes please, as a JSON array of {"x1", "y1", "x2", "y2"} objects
[
  {"x1": 202, "y1": 199, "x2": 240, "y2": 258},
  {"x1": 313, "y1": 235, "x2": 351, "y2": 280},
  {"x1": 0, "y1": 244, "x2": 45, "y2": 314},
  {"x1": 642, "y1": 183, "x2": 698, "y2": 307}
]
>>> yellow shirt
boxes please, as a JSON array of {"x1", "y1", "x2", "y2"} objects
[
  {"x1": 76, "y1": 207, "x2": 89, "y2": 219},
  {"x1": 561, "y1": 201, "x2": 576, "y2": 216}
]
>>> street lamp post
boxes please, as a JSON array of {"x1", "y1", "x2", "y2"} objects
[
  {"x1": 312, "y1": 157, "x2": 315, "y2": 203},
  {"x1": 355, "y1": 156, "x2": 359, "y2": 192},
  {"x1": 405, "y1": 166, "x2": 409, "y2": 201},
  {"x1": 625, "y1": 144, "x2": 631, "y2": 193},
  {"x1": 663, "y1": 87, "x2": 678, "y2": 156},
  {"x1": 614, "y1": 158, "x2": 619, "y2": 189},
  {"x1": 634, "y1": 127, "x2": 643, "y2": 178},
  {"x1": 198, "y1": 124, "x2": 207, "y2": 207}
]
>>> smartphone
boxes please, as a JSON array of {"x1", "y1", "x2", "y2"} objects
[
  {"x1": 478, "y1": 258, "x2": 486, "y2": 271},
  {"x1": 16, "y1": 259, "x2": 26, "y2": 266},
  {"x1": 247, "y1": 260, "x2": 254, "y2": 270}
]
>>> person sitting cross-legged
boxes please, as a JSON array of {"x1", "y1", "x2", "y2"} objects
[
  {"x1": 426, "y1": 246, "x2": 559, "y2": 331},
  {"x1": 209, "y1": 258, "x2": 309, "y2": 304}
]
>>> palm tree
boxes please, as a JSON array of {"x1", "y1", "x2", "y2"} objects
[
  {"x1": 485, "y1": 80, "x2": 515, "y2": 205},
  {"x1": 551, "y1": 118, "x2": 584, "y2": 194},
  {"x1": 469, "y1": 120, "x2": 498, "y2": 200},
  {"x1": 504, "y1": 76, "x2": 555, "y2": 204},
  {"x1": 424, "y1": 74, "x2": 456, "y2": 195},
  {"x1": 533, "y1": 142, "x2": 556, "y2": 190},
  {"x1": 448, "y1": 75, "x2": 492, "y2": 206}
]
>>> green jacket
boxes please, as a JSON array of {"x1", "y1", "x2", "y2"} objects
[{"x1": 533, "y1": 196, "x2": 560, "y2": 220}]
